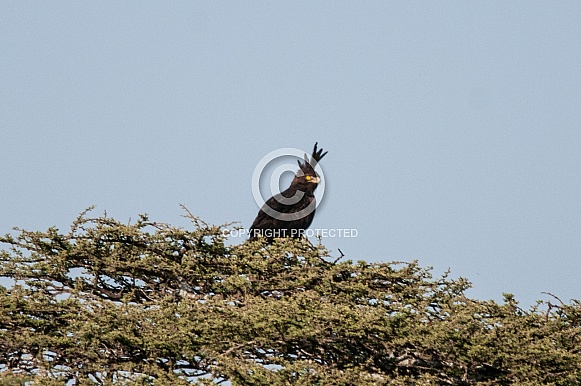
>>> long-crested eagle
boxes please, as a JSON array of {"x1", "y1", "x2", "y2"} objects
[{"x1": 249, "y1": 143, "x2": 327, "y2": 242}]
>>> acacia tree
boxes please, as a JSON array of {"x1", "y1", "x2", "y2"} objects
[{"x1": 0, "y1": 208, "x2": 579, "y2": 385}]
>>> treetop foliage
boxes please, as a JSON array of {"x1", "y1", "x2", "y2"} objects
[{"x1": 0, "y1": 208, "x2": 579, "y2": 385}]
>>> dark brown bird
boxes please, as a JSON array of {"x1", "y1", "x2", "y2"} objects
[{"x1": 249, "y1": 143, "x2": 328, "y2": 242}]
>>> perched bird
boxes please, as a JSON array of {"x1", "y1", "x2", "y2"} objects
[{"x1": 249, "y1": 143, "x2": 328, "y2": 242}]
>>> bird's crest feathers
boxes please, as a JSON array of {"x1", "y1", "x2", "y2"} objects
[{"x1": 297, "y1": 142, "x2": 327, "y2": 176}]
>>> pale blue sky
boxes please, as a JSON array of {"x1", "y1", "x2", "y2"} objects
[{"x1": 1, "y1": 2, "x2": 580, "y2": 307}]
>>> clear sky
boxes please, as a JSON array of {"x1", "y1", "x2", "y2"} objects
[{"x1": 1, "y1": 2, "x2": 580, "y2": 307}]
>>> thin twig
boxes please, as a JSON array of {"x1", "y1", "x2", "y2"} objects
[
  {"x1": 542, "y1": 291, "x2": 565, "y2": 306},
  {"x1": 333, "y1": 248, "x2": 345, "y2": 264}
]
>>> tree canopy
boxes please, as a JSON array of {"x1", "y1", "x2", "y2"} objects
[{"x1": 0, "y1": 208, "x2": 579, "y2": 385}]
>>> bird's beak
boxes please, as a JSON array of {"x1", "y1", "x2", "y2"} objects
[{"x1": 309, "y1": 176, "x2": 321, "y2": 184}]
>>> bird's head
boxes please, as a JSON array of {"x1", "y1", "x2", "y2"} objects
[{"x1": 291, "y1": 142, "x2": 327, "y2": 191}]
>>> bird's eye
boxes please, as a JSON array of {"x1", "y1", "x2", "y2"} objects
[{"x1": 305, "y1": 175, "x2": 311, "y2": 181}]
